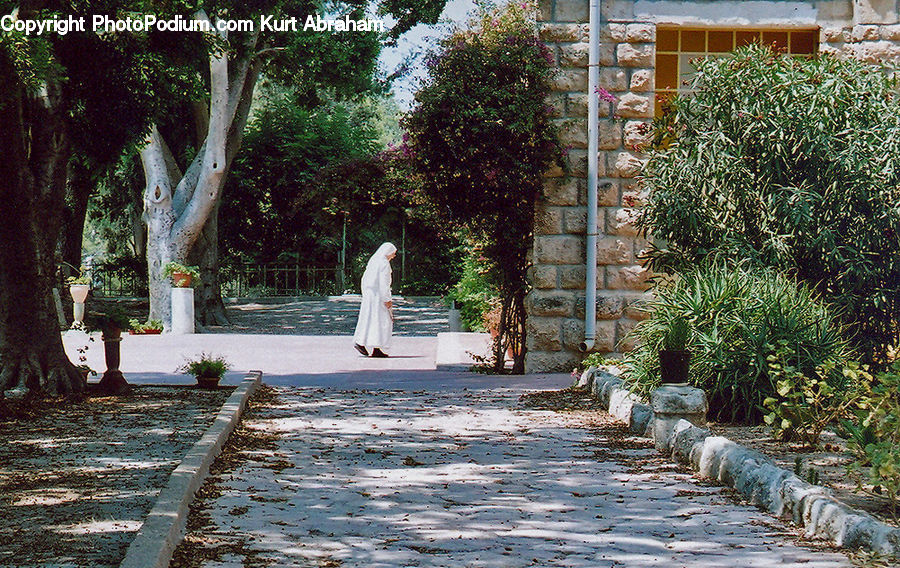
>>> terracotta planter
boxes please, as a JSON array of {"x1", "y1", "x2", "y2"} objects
[
  {"x1": 172, "y1": 272, "x2": 193, "y2": 288},
  {"x1": 196, "y1": 375, "x2": 222, "y2": 389},
  {"x1": 659, "y1": 349, "x2": 691, "y2": 384},
  {"x1": 129, "y1": 329, "x2": 162, "y2": 335}
]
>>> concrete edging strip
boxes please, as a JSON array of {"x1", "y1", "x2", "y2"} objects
[
  {"x1": 580, "y1": 366, "x2": 900, "y2": 559},
  {"x1": 119, "y1": 371, "x2": 263, "y2": 568}
]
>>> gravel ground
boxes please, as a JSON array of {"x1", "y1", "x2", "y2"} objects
[{"x1": 0, "y1": 386, "x2": 233, "y2": 567}]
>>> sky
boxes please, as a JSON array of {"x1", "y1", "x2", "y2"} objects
[{"x1": 378, "y1": 0, "x2": 477, "y2": 108}]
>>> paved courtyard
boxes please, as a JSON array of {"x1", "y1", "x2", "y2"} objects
[
  {"x1": 211, "y1": 296, "x2": 449, "y2": 336},
  {"x1": 177, "y1": 385, "x2": 853, "y2": 568}
]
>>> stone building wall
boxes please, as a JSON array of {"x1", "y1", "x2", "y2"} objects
[{"x1": 526, "y1": 0, "x2": 900, "y2": 372}]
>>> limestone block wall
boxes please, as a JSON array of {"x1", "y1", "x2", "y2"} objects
[{"x1": 526, "y1": 0, "x2": 899, "y2": 372}]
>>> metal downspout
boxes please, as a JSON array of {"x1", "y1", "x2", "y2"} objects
[{"x1": 580, "y1": 0, "x2": 600, "y2": 353}]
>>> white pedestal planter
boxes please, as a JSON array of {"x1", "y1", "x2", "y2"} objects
[
  {"x1": 69, "y1": 284, "x2": 90, "y2": 325},
  {"x1": 171, "y1": 287, "x2": 195, "y2": 334}
]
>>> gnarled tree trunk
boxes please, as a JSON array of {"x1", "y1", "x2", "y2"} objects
[{"x1": 0, "y1": 58, "x2": 84, "y2": 396}]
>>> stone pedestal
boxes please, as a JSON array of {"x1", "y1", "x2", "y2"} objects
[
  {"x1": 651, "y1": 384, "x2": 708, "y2": 452},
  {"x1": 98, "y1": 328, "x2": 130, "y2": 395},
  {"x1": 171, "y1": 287, "x2": 195, "y2": 335}
]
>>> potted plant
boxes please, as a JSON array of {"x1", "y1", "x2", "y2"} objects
[
  {"x1": 179, "y1": 353, "x2": 229, "y2": 389},
  {"x1": 163, "y1": 262, "x2": 200, "y2": 288},
  {"x1": 659, "y1": 317, "x2": 691, "y2": 385},
  {"x1": 129, "y1": 319, "x2": 164, "y2": 335}
]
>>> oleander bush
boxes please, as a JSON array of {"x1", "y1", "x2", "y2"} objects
[
  {"x1": 623, "y1": 263, "x2": 853, "y2": 423},
  {"x1": 639, "y1": 45, "x2": 900, "y2": 364}
]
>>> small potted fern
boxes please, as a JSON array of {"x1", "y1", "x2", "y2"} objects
[
  {"x1": 659, "y1": 316, "x2": 691, "y2": 385},
  {"x1": 179, "y1": 353, "x2": 229, "y2": 389}
]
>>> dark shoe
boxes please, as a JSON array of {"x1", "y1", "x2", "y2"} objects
[
  {"x1": 371, "y1": 348, "x2": 388, "y2": 358},
  {"x1": 354, "y1": 344, "x2": 369, "y2": 356}
]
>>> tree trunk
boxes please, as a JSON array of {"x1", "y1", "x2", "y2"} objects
[
  {"x1": 58, "y1": 161, "x2": 96, "y2": 274},
  {"x1": 142, "y1": 22, "x2": 260, "y2": 329},
  {"x1": 189, "y1": 201, "x2": 230, "y2": 326},
  {"x1": 0, "y1": 59, "x2": 84, "y2": 396}
]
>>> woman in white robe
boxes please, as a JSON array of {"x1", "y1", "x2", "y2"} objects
[{"x1": 353, "y1": 242, "x2": 397, "y2": 357}]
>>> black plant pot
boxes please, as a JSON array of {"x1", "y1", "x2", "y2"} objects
[{"x1": 659, "y1": 349, "x2": 691, "y2": 384}]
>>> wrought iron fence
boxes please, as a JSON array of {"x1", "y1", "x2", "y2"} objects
[
  {"x1": 60, "y1": 263, "x2": 343, "y2": 298},
  {"x1": 221, "y1": 264, "x2": 342, "y2": 297},
  {"x1": 90, "y1": 268, "x2": 148, "y2": 297}
]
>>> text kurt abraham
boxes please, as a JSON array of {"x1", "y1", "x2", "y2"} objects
[{"x1": 1, "y1": 14, "x2": 386, "y2": 36}]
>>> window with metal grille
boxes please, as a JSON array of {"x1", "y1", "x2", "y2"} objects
[{"x1": 654, "y1": 28, "x2": 819, "y2": 116}]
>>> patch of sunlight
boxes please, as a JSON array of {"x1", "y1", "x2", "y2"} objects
[
  {"x1": 13, "y1": 488, "x2": 82, "y2": 506},
  {"x1": 50, "y1": 519, "x2": 143, "y2": 534},
  {"x1": 353, "y1": 462, "x2": 498, "y2": 486}
]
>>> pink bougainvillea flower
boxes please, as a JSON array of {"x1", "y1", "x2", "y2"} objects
[{"x1": 595, "y1": 86, "x2": 616, "y2": 103}]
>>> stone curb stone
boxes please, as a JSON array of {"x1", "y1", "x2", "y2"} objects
[
  {"x1": 119, "y1": 371, "x2": 263, "y2": 568},
  {"x1": 580, "y1": 367, "x2": 900, "y2": 559},
  {"x1": 584, "y1": 368, "x2": 651, "y2": 434}
]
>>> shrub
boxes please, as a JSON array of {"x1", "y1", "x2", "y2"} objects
[
  {"x1": 623, "y1": 264, "x2": 853, "y2": 423},
  {"x1": 129, "y1": 319, "x2": 163, "y2": 333},
  {"x1": 639, "y1": 46, "x2": 900, "y2": 363},
  {"x1": 845, "y1": 362, "x2": 900, "y2": 521},
  {"x1": 447, "y1": 247, "x2": 499, "y2": 332},
  {"x1": 762, "y1": 348, "x2": 866, "y2": 447}
]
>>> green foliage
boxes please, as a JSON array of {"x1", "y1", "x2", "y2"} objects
[
  {"x1": 762, "y1": 346, "x2": 866, "y2": 447},
  {"x1": 222, "y1": 94, "x2": 380, "y2": 265},
  {"x1": 447, "y1": 247, "x2": 499, "y2": 332},
  {"x1": 178, "y1": 353, "x2": 230, "y2": 379},
  {"x1": 66, "y1": 267, "x2": 91, "y2": 286},
  {"x1": 403, "y1": 1, "x2": 561, "y2": 372},
  {"x1": 579, "y1": 353, "x2": 621, "y2": 370},
  {"x1": 129, "y1": 319, "x2": 163, "y2": 332},
  {"x1": 624, "y1": 264, "x2": 852, "y2": 423},
  {"x1": 662, "y1": 317, "x2": 690, "y2": 351},
  {"x1": 845, "y1": 362, "x2": 900, "y2": 521},
  {"x1": 83, "y1": 307, "x2": 131, "y2": 333},
  {"x1": 639, "y1": 46, "x2": 900, "y2": 363},
  {"x1": 221, "y1": 93, "x2": 459, "y2": 294}
]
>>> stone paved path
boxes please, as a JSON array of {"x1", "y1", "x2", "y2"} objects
[{"x1": 181, "y1": 387, "x2": 852, "y2": 568}]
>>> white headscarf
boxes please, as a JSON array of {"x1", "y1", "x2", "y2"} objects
[{"x1": 361, "y1": 242, "x2": 397, "y2": 289}]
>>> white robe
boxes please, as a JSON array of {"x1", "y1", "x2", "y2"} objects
[{"x1": 353, "y1": 248, "x2": 393, "y2": 350}]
